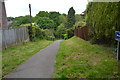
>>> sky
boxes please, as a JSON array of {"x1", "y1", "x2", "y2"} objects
[{"x1": 5, "y1": 0, "x2": 88, "y2": 17}]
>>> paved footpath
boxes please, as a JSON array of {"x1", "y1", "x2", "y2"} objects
[{"x1": 6, "y1": 40, "x2": 63, "y2": 78}]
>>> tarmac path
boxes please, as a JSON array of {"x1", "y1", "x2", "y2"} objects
[{"x1": 6, "y1": 40, "x2": 63, "y2": 78}]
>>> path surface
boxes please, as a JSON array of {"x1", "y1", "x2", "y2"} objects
[{"x1": 6, "y1": 40, "x2": 62, "y2": 78}]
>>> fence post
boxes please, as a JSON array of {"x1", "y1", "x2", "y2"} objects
[
  {"x1": 117, "y1": 41, "x2": 120, "y2": 60},
  {"x1": 29, "y1": 4, "x2": 33, "y2": 41}
]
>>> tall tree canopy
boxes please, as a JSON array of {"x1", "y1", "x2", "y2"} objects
[
  {"x1": 35, "y1": 11, "x2": 49, "y2": 18},
  {"x1": 66, "y1": 7, "x2": 75, "y2": 28},
  {"x1": 49, "y1": 12, "x2": 61, "y2": 27},
  {"x1": 7, "y1": 17, "x2": 14, "y2": 21},
  {"x1": 11, "y1": 15, "x2": 31, "y2": 27},
  {"x1": 35, "y1": 17, "x2": 55, "y2": 29},
  {"x1": 59, "y1": 14, "x2": 67, "y2": 25},
  {"x1": 35, "y1": 11, "x2": 61, "y2": 30}
]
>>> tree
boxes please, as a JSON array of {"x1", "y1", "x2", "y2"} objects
[
  {"x1": 35, "y1": 11, "x2": 61, "y2": 30},
  {"x1": 35, "y1": 17, "x2": 56, "y2": 29},
  {"x1": 75, "y1": 14, "x2": 82, "y2": 22},
  {"x1": 49, "y1": 11, "x2": 61, "y2": 27},
  {"x1": 7, "y1": 17, "x2": 14, "y2": 21},
  {"x1": 59, "y1": 14, "x2": 67, "y2": 25},
  {"x1": 66, "y1": 7, "x2": 75, "y2": 28},
  {"x1": 11, "y1": 15, "x2": 32, "y2": 27},
  {"x1": 35, "y1": 11, "x2": 49, "y2": 18},
  {"x1": 56, "y1": 23, "x2": 67, "y2": 39}
]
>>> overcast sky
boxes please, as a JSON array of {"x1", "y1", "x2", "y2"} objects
[{"x1": 5, "y1": 0, "x2": 88, "y2": 17}]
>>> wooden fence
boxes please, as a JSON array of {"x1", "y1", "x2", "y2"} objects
[
  {"x1": 74, "y1": 26, "x2": 90, "y2": 41},
  {"x1": 0, "y1": 27, "x2": 29, "y2": 50}
]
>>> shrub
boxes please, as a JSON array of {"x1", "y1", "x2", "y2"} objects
[
  {"x1": 55, "y1": 23, "x2": 67, "y2": 39},
  {"x1": 35, "y1": 28, "x2": 45, "y2": 39},
  {"x1": 46, "y1": 36, "x2": 55, "y2": 41},
  {"x1": 44, "y1": 29, "x2": 55, "y2": 40},
  {"x1": 66, "y1": 28, "x2": 74, "y2": 39},
  {"x1": 74, "y1": 21, "x2": 86, "y2": 29},
  {"x1": 63, "y1": 34, "x2": 68, "y2": 40}
]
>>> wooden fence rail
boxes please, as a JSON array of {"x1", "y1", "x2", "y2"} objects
[{"x1": 0, "y1": 27, "x2": 29, "y2": 50}]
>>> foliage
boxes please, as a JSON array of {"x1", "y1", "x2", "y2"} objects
[
  {"x1": 35, "y1": 28, "x2": 45, "y2": 39},
  {"x1": 63, "y1": 34, "x2": 68, "y2": 40},
  {"x1": 53, "y1": 37, "x2": 119, "y2": 78},
  {"x1": 46, "y1": 36, "x2": 55, "y2": 41},
  {"x1": 35, "y1": 17, "x2": 56, "y2": 29},
  {"x1": 66, "y1": 7, "x2": 76, "y2": 28},
  {"x1": 19, "y1": 23, "x2": 37, "y2": 41},
  {"x1": 59, "y1": 14, "x2": 67, "y2": 25},
  {"x1": 55, "y1": 23, "x2": 67, "y2": 39},
  {"x1": 19, "y1": 24, "x2": 30, "y2": 27},
  {"x1": 86, "y1": 2, "x2": 120, "y2": 45},
  {"x1": 75, "y1": 14, "x2": 83, "y2": 22},
  {"x1": 11, "y1": 15, "x2": 32, "y2": 27},
  {"x1": 55, "y1": 24, "x2": 74, "y2": 39},
  {"x1": 66, "y1": 28, "x2": 74, "y2": 38},
  {"x1": 35, "y1": 11, "x2": 49, "y2": 18},
  {"x1": 2, "y1": 40, "x2": 53, "y2": 77},
  {"x1": 19, "y1": 23, "x2": 55, "y2": 40},
  {"x1": 74, "y1": 22, "x2": 86, "y2": 29},
  {"x1": 44, "y1": 29, "x2": 55, "y2": 41},
  {"x1": 49, "y1": 12, "x2": 61, "y2": 26},
  {"x1": 35, "y1": 11, "x2": 61, "y2": 30},
  {"x1": 7, "y1": 17, "x2": 14, "y2": 21}
]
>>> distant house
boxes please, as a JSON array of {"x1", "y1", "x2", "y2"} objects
[{"x1": 0, "y1": 1, "x2": 8, "y2": 29}]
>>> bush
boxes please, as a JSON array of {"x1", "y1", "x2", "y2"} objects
[
  {"x1": 20, "y1": 24, "x2": 44, "y2": 40},
  {"x1": 55, "y1": 23, "x2": 67, "y2": 39},
  {"x1": 19, "y1": 24, "x2": 56, "y2": 40},
  {"x1": 35, "y1": 28, "x2": 45, "y2": 39},
  {"x1": 66, "y1": 28, "x2": 74, "y2": 38},
  {"x1": 46, "y1": 36, "x2": 55, "y2": 41},
  {"x1": 74, "y1": 21, "x2": 86, "y2": 29},
  {"x1": 44, "y1": 29, "x2": 55, "y2": 40},
  {"x1": 63, "y1": 34, "x2": 68, "y2": 40}
]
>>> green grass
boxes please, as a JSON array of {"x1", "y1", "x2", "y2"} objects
[
  {"x1": 2, "y1": 40, "x2": 53, "y2": 77},
  {"x1": 53, "y1": 37, "x2": 119, "y2": 78}
]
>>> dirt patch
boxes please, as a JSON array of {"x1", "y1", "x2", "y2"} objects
[{"x1": 64, "y1": 52, "x2": 86, "y2": 61}]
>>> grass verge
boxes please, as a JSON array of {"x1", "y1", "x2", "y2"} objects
[
  {"x1": 53, "y1": 37, "x2": 119, "y2": 78},
  {"x1": 2, "y1": 40, "x2": 53, "y2": 77}
]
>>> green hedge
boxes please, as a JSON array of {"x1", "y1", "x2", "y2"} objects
[{"x1": 86, "y1": 2, "x2": 120, "y2": 45}]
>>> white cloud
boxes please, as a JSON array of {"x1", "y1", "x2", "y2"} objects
[{"x1": 5, "y1": 0, "x2": 88, "y2": 17}]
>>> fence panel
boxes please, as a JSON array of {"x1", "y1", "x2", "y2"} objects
[
  {"x1": 0, "y1": 27, "x2": 29, "y2": 50},
  {"x1": 75, "y1": 26, "x2": 90, "y2": 41}
]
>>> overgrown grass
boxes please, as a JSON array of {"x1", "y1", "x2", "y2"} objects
[
  {"x1": 53, "y1": 37, "x2": 119, "y2": 78},
  {"x1": 2, "y1": 40, "x2": 53, "y2": 77}
]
